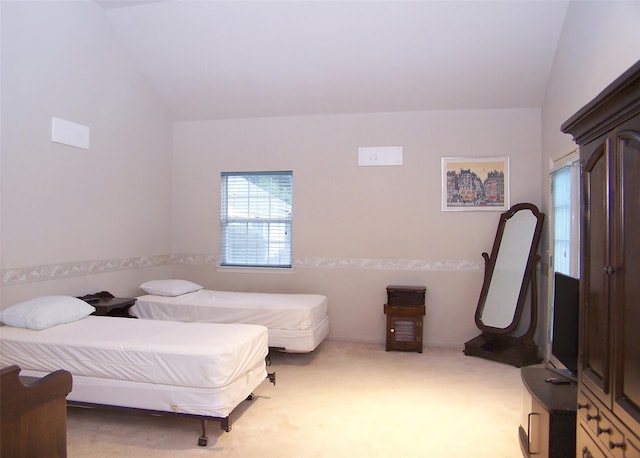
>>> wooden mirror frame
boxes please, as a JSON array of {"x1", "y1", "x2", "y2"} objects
[
  {"x1": 464, "y1": 203, "x2": 545, "y2": 367},
  {"x1": 475, "y1": 202, "x2": 545, "y2": 334}
]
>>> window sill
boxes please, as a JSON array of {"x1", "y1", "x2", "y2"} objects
[{"x1": 216, "y1": 265, "x2": 295, "y2": 274}]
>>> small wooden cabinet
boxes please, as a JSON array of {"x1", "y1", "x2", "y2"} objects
[
  {"x1": 519, "y1": 368, "x2": 577, "y2": 458},
  {"x1": 384, "y1": 285, "x2": 426, "y2": 353}
]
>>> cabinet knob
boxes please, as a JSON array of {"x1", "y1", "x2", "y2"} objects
[
  {"x1": 577, "y1": 403, "x2": 589, "y2": 410},
  {"x1": 586, "y1": 413, "x2": 600, "y2": 422},
  {"x1": 390, "y1": 328, "x2": 395, "y2": 333},
  {"x1": 581, "y1": 446, "x2": 595, "y2": 458},
  {"x1": 609, "y1": 441, "x2": 625, "y2": 450},
  {"x1": 597, "y1": 426, "x2": 611, "y2": 436},
  {"x1": 603, "y1": 265, "x2": 615, "y2": 274}
]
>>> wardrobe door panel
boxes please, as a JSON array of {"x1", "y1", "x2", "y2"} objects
[
  {"x1": 613, "y1": 129, "x2": 640, "y2": 428},
  {"x1": 581, "y1": 142, "x2": 611, "y2": 402}
]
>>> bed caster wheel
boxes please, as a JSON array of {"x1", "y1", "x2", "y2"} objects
[
  {"x1": 198, "y1": 436, "x2": 208, "y2": 447},
  {"x1": 267, "y1": 371, "x2": 276, "y2": 385},
  {"x1": 246, "y1": 393, "x2": 254, "y2": 400}
]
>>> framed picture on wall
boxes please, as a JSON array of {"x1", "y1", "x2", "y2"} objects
[{"x1": 441, "y1": 156, "x2": 510, "y2": 211}]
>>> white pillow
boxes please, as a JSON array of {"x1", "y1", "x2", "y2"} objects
[
  {"x1": 0, "y1": 296, "x2": 95, "y2": 330},
  {"x1": 139, "y1": 279, "x2": 203, "y2": 297}
]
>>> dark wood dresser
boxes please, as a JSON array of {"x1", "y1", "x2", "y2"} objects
[{"x1": 561, "y1": 60, "x2": 640, "y2": 458}]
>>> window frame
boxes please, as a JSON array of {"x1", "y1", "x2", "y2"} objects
[{"x1": 219, "y1": 170, "x2": 293, "y2": 269}]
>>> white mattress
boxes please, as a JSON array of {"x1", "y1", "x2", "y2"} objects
[
  {"x1": 131, "y1": 290, "x2": 329, "y2": 352},
  {"x1": 132, "y1": 290, "x2": 327, "y2": 330},
  {"x1": 0, "y1": 316, "x2": 268, "y2": 389},
  {"x1": 19, "y1": 365, "x2": 267, "y2": 418}
]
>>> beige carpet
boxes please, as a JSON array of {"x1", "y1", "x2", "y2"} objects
[{"x1": 66, "y1": 341, "x2": 524, "y2": 457}]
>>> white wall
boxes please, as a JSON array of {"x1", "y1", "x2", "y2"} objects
[
  {"x1": 172, "y1": 109, "x2": 542, "y2": 346},
  {"x1": 537, "y1": 1, "x2": 640, "y2": 351},
  {"x1": 0, "y1": 1, "x2": 174, "y2": 304},
  {"x1": 543, "y1": 1, "x2": 640, "y2": 157},
  {"x1": 1, "y1": 0, "x2": 637, "y2": 350}
]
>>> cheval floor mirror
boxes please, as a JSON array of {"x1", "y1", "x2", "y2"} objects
[{"x1": 464, "y1": 202, "x2": 545, "y2": 367}]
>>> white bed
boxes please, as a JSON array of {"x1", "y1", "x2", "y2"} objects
[
  {"x1": 0, "y1": 315, "x2": 273, "y2": 445},
  {"x1": 131, "y1": 288, "x2": 329, "y2": 353}
]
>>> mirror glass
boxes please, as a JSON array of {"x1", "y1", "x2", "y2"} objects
[{"x1": 478, "y1": 206, "x2": 540, "y2": 329}]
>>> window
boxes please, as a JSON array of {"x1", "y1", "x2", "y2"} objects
[
  {"x1": 220, "y1": 171, "x2": 292, "y2": 268},
  {"x1": 547, "y1": 149, "x2": 580, "y2": 353},
  {"x1": 550, "y1": 151, "x2": 580, "y2": 277}
]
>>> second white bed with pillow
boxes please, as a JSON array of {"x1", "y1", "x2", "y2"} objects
[{"x1": 131, "y1": 280, "x2": 329, "y2": 353}]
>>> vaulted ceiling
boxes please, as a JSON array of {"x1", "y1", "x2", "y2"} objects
[{"x1": 98, "y1": 0, "x2": 569, "y2": 121}]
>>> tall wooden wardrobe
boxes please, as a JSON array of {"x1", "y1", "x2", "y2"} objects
[{"x1": 562, "y1": 61, "x2": 640, "y2": 457}]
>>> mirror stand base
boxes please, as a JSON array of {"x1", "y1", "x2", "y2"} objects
[{"x1": 463, "y1": 333, "x2": 542, "y2": 368}]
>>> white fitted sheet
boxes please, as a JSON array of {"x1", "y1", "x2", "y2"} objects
[
  {"x1": 20, "y1": 361, "x2": 267, "y2": 418},
  {"x1": 132, "y1": 290, "x2": 327, "y2": 329},
  {"x1": 0, "y1": 316, "x2": 268, "y2": 389},
  {"x1": 131, "y1": 289, "x2": 329, "y2": 352}
]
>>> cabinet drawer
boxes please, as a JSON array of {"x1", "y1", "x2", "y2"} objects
[
  {"x1": 626, "y1": 437, "x2": 640, "y2": 458},
  {"x1": 384, "y1": 304, "x2": 425, "y2": 316},
  {"x1": 578, "y1": 390, "x2": 601, "y2": 437},
  {"x1": 578, "y1": 389, "x2": 640, "y2": 458},
  {"x1": 598, "y1": 411, "x2": 625, "y2": 458},
  {"x1": 579, "y1": 423, "x2": 607, "y2": 458}
]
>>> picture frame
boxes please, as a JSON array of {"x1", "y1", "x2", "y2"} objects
[{"x1": 441, "y1": 156, "x2": 510, "y2": 212}]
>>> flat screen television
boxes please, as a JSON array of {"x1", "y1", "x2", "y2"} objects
[{"x1": 547, "y1": 272, "x2": 579, "y2": 382}]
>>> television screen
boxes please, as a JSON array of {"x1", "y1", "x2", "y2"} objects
[{"x1": 550, "y1": 272, "x2": 579, "y2": 379}]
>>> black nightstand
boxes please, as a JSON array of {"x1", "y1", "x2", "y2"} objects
[{"x1": 78, "y1": 292, "x2": 137, "y2": 318}]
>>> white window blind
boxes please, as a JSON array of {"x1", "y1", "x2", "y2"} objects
[
  {"x1": 220, "y1": 171, "x2": 292, "y2": 268},
  {"x1": 550, "y1": 153, "x2": 580, "y2": 277}
]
